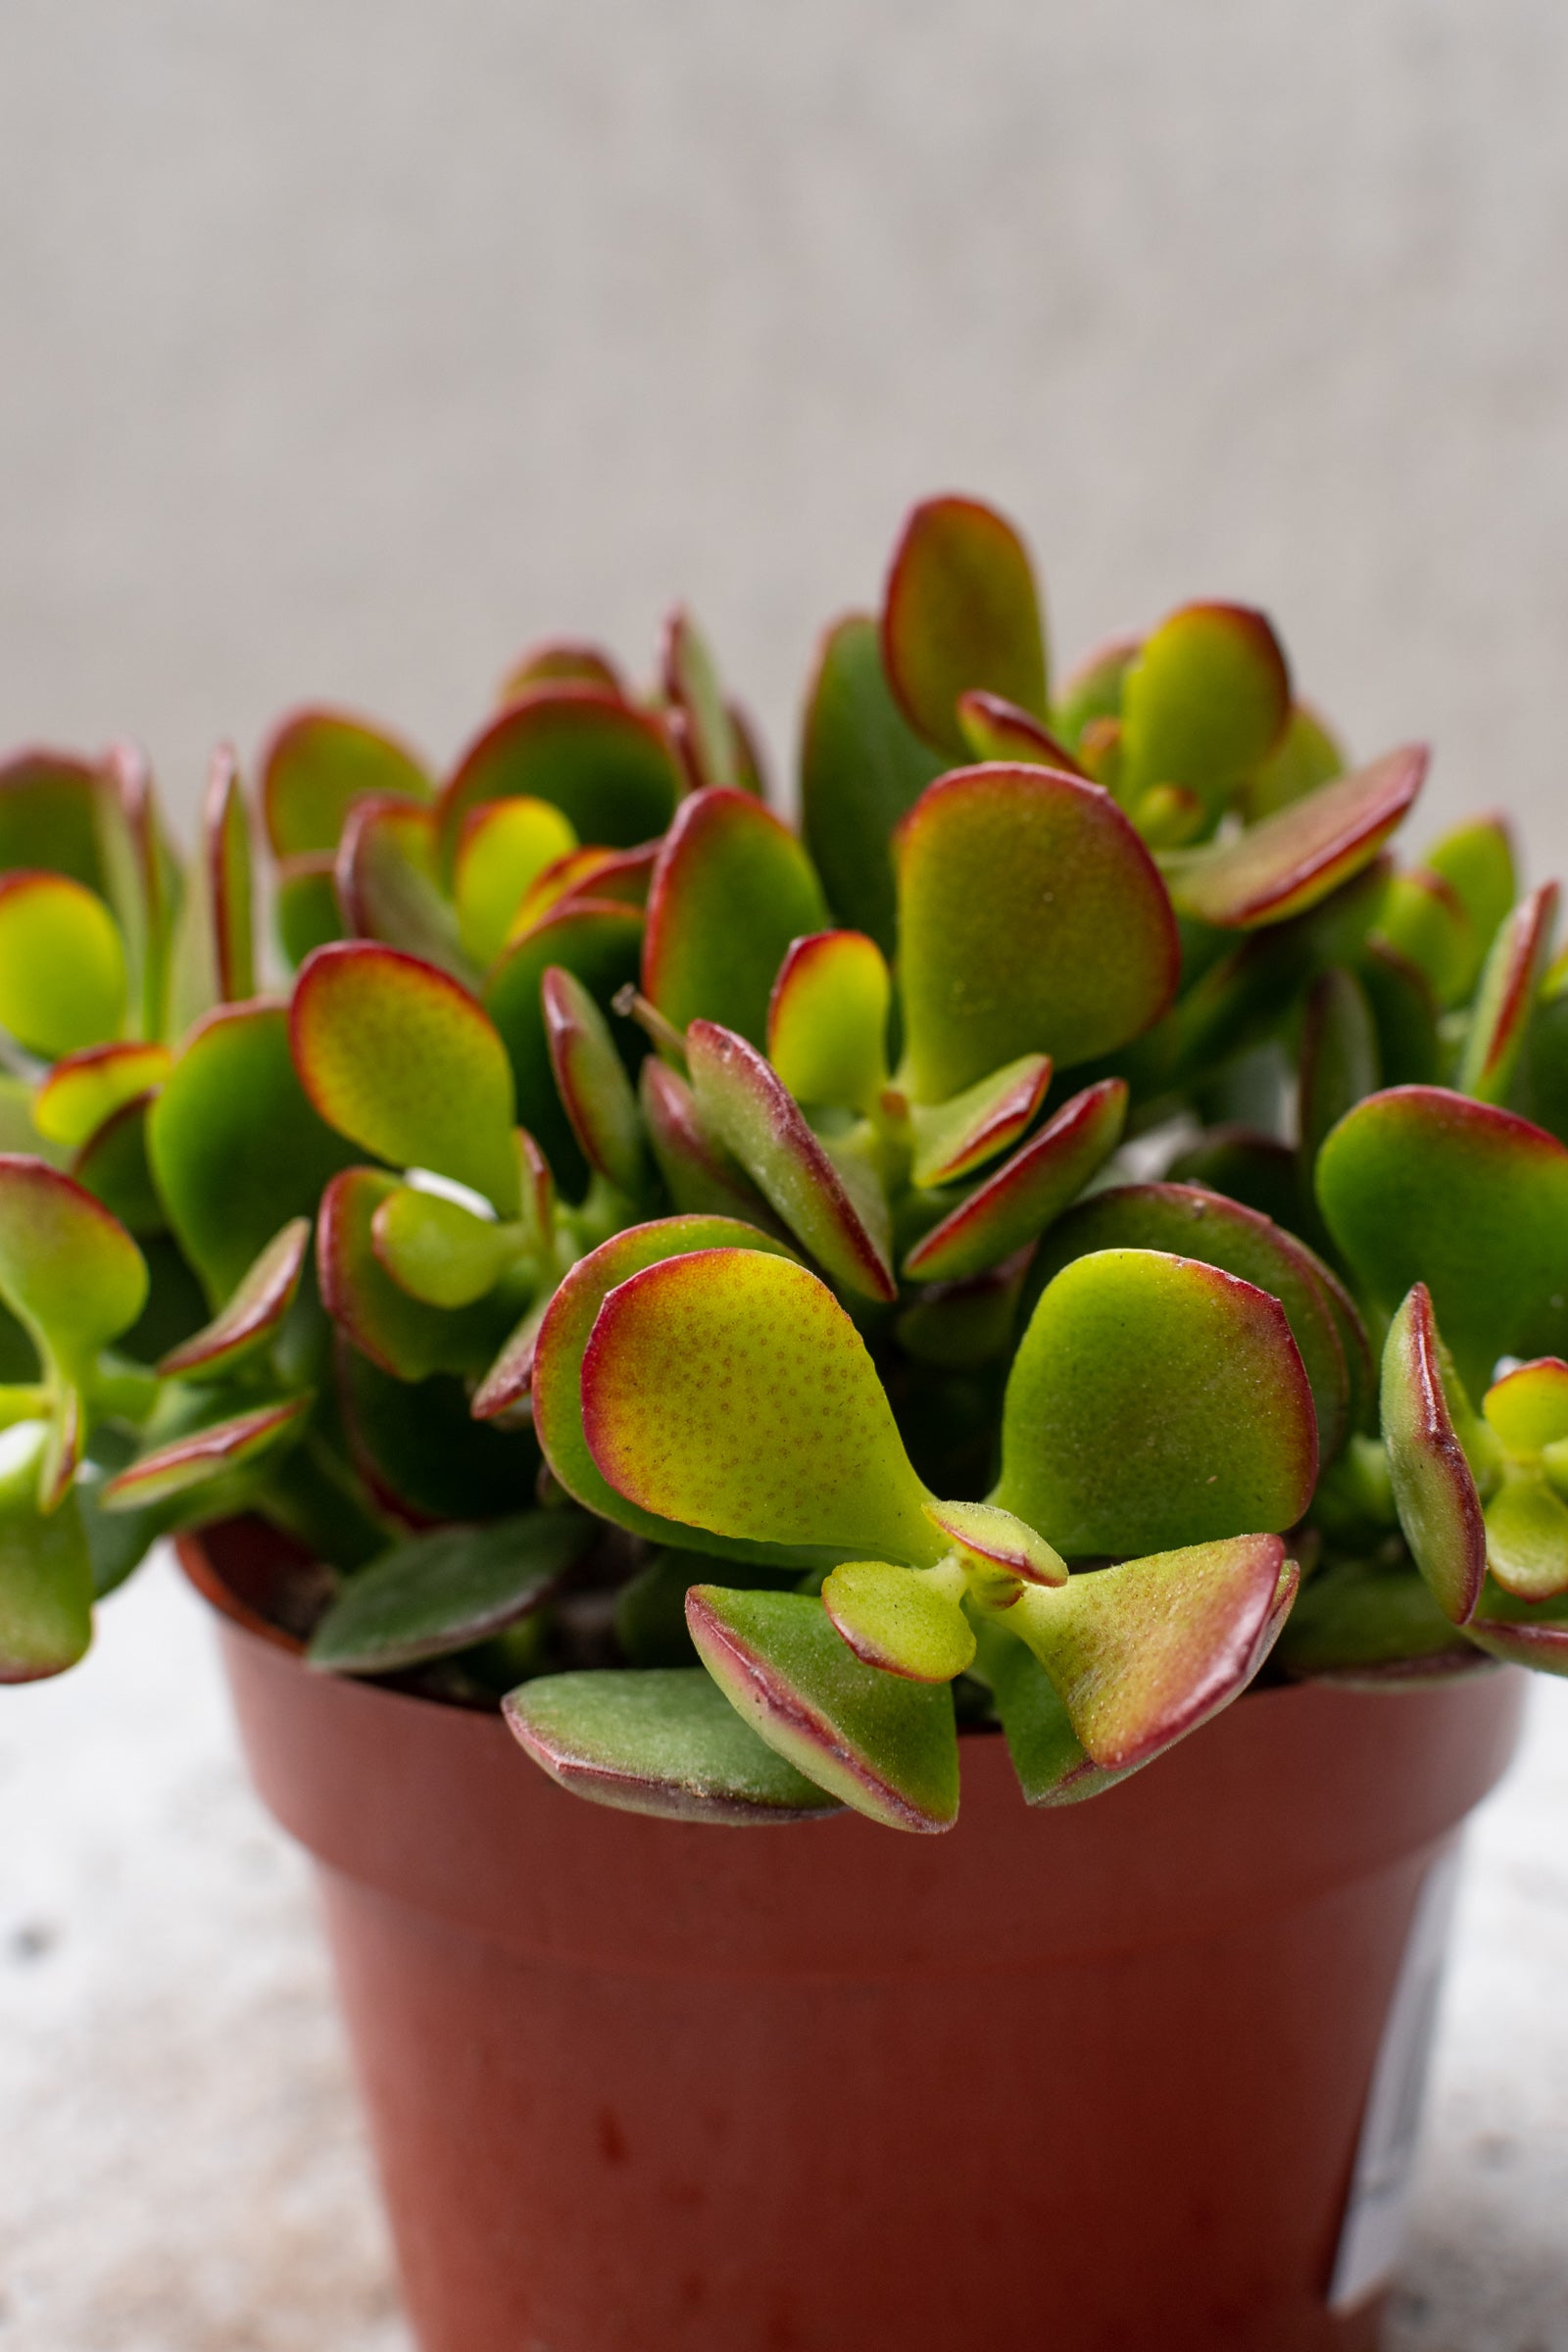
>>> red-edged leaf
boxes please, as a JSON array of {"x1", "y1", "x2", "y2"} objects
[
  {"x1": 903, "y1": 1078, "x2": 1128, "y2": 1283},
  {"x1": 922, "y1": 1496, "x2": 1067, "y2": 1584},
  {"x1": 1484, "y1": 1357, "x2": 1568, "y2": 1453},
  {"x1": 1118, "y1": 604, "x2": 1290, "y2": 819},
  {"x1": 956, "y1": 690, "x2": 1085, "y2": 773},
  {"x1": 453, "y1": 797, "x2": 579, "y2": 968},
  {"x1": 168, "y1": 745, "x2": 255, "y2": 1035},
  {"x1": 440, "y1": 685, "x2": 682, "y2": 859},
  {"x1": 32, "y1": 1043, "x2": 171, "y2": 1151},
  {"x1": 0, "y1": 871, "x2": 126, "y2": 1057},
  {"x1": 159, "y1": 1217, "x2": 311, "y2": 1378},
  {"x1": 1455, "y1": 881, "x2": 1558, "y2": 1105},
  {"x1": 101, "y1": 1396, "x2": 311, "y2": 1511},
  {"x1": 318, "y1": 1167, "x2": 514, "y2": 1381},
  {"x1": 483, "y1": 900, "x2": 644, "y2": 1195},
  {"x1": 908, "y1": 1054, "x2": 1052, "y2": 1189},
  {"x1": 1381, "y1": 1284, "x2": 1487, "y2": 1624},
  {"x1": 261, "y1": 707, "x2": 433, "y2": 858},
  {"x1": 498, "y1": 640, "x2": 626, "y2": 703},
  {"x1": 1298, "y1": 966, "x2": 1381, "y2": 1172},
  {"x1": 274, "y1": 853, "x2": 345, "y2": 969},
  {"x1": 1054, "y1": 632, "x2": 1140, "y2": 746},
  {"x1": 766, "y1": 930, "x2": 890, "y2": 1115},
  {"x1": 642, "y1": 788, "x2": 828, "y2": 1046},
  {"x1": 541, "y1": 966, "x2": 645, "y2": 1196},
  {"x1": 881, "y1": 496, "x2": 1048, "y2": 755},
  {"x1": 638, "y1": 1057, "x2": 781, "y2": 1228},
  {"x1": 335, "y1": 795, "x2": 473, "y2": 981},
  {"x1": 661, "y1": 607, "x2": 739, "y2": 793},
  {"x1": 1170, "y1": 746, "x2": 1427, "y2": 928},
  {"x1": 0, "y1": 748, "x2": 107, "y2": 891}
]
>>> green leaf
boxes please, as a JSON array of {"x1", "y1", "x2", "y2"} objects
[
  {"x1": 309, "y1": 1511, "x2": 588, "y2": 1674},
  {"x1": 1463, "y1": 1589, "x2": 1568, "y2": 1677},
  {"x1": 687, "y1": 1585, "x2": 959, "y2": 1831},
  {"x1": 1357, "y1": 939, "x2": 1442, "y2": 1085},
  {"x1": 1118, "y1": 603, "x2": 1290, "y2": 820},
  {"x1": 1380, "y1": 1284, "x2": 1487, "y2": 1625},
  {"x1": 895, "y1": 765, "x2": 1179, "y2": 1099},
  {"x1": 799, "y1": 614, "x2": 946, "y2": 956},
  {"x1": 686, "y1": 1021, "x2": 895, "y2": 1299},
  {"x1": 1484, "y1": 1357, "x2": 1568, "y2": 1453},
  {"x1": 148, "y1": 1003, "x2": 359, "y2": 1302},
  {"x1": 541, "y1": 966, "x2": 646, "y2": 1197},
  {"x1": 274, "y1": 854, "x2": 344, "y2": 969},
  {"x1": 908, "y1": 1054, "x2": 1052, "y2": 1189},
  {"x1": 1424, "y1": 812, "x2": 1515, "y2": 960},
  {"x1": 955, "y1": 690, "x2": 1085, "y2": 772},
  {"x1": 338, "y1": 1350, "x2": 538, "y2": 1521},
  {"x1": 661, "y1": 607, "x2": 740, "y2": 793},
  {"x1": 639, "y1": 1057, "x2": 782, "y2": 1228},
  {"x1": 581, "y1": 1247, "x2": 941, "y2": 1561},
  {"x1": 1298, "y1": 967, "x2": 1380, "y2": 1174},
  {"x1": 261, "y1": 707, "x2": 433, "y2": 857},
  {"x1": 440, "y1": 686, "x2": 682, "y2": 859},
  {"x1": 0, "y1": 871, "x2": 126, "y2": 1055},
  {"x1": 0, "y1": 1424, "x2": 93, "y2": 1681},
  {"x1": 923, "y1": 1497, "x2": 1067, "y2": 1583},
  {"x1": 454, "y1": 797, "x2": 579, "y2": 969},
  {"x1": 159, "y1": 1217, "x2": 312, "y2": 1378},
  {"x1": 369, "y1": 1182, "x2": 510, "y2": 1308},
  {"x1": 642, "y1": 788, "x2": 828, "y2": 1047},
  {"x1": 971, "y1": 1618, "x2": 1129, "y2": 1804},
  {"x1": 1239, "y1": 701, "x2": 1344, "y2": 821},
  {"x1": 0, "y1": 1156, "x2": 147, "y2": 1375},
  {"x1": 903, "y1": 1078, "x2": 1127, "y2": 1284},
  {"x1": 766, "y1": 930, "x2": 890, "y2": 1114},
  {"x1": 95, "y1": 742, "x2": 177, "y2": 1045},
  {"x1": 821, "y1": 1559, "x2": 975, "y2": 1681},
  {"x1": 506, "y1": 1666, "x2": 842, "y2": 1822},
  {"x1": 335, "y1": 796, "x2": 475, "y2": 984},
  {"x1": 1455, "y1": 882, "x2": 1558, "y2": 1106},
  {"x1": 484, "y1": 901, "x2": 644, "y2": 1199},
  {"x1": 1373, "y1": 869, "x2": 1479, "y2": 1008},
  {"x1": 1484, "y1": 1476, "x2": 1568, "y2": 1602},
  {"x1": 292, "y1": 942, "x2": 520, "y2": 1214},
  {"x1": 0, "y1": 750, "x2": 109, "y2": 891},
  {"x1": 1169, "y1": 748, "x2": 1424, "y2": 929},
  {"x1": 318, "y1": 1167, "x2": 514, "y2": 1380},
  {"x1": 998, "y1": 1249, "x2": 1317, "y2": 1556},
  {"x1": 32, "y1": 1042, "x2": 171, "y2": 1150},
  {"x1": 1276, "y1": 1559, "x2": 1487, "y2": 1685},
  {"x1": 881, "y1": 495, "x2": 1048, "y2": 756},
  {"x1": 1054, "y1": 633, "x2": 1140, "y2": 745},
  {"x1": 101, "y1": 1395, "x2": 311, "y2": 1511},
  {"x1": 499, "y1": 639, "x2": 626, "y2": 701},
  {"x1": 167, "y1": 746, "x2": 255, "y2": 1036}
]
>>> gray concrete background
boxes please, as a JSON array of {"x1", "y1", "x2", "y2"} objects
[{"x1": 4, "y1": 3, "x2": 1568, "y2": 2345}]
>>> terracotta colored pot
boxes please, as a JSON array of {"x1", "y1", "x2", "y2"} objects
[{"x1": 182, "y1": 1519, "x2": 1526, "y2": 2352}]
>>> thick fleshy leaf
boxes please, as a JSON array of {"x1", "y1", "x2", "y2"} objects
[
  {"x1": 0, "y1": 1156, "x2": 147, "y2": 1372},
  {"x1": 662, "y1": 607, "x2": 739, "y2": 793},
  {"x1": 1054, "y1": 634, "x2": 1140, "y2": 746},
  {"x1": 922, "y1": 1496, "x2": 1067, "y2": 1584},
  {"x1": 903, "y1": 1078, "x2": 1128, "y2": 1284},
  {"x1": 1373, "y1": 868, "x2": 1478, "y2": 1008},
  {"x1": 1240, "y1": 702, "x2": 1344, "y2": 822},
  {"x1": 500, "y1": 639, "x2": 626, "y2": 701},
  {"x1": 454, "y1": 797, "x2": 579, "y2": 968},
  {"x1": 1359, "y1": 938, "x2": 1443, "y2": 1086},
  {"x1": 881, "y1": 495, "x2": 1048, "y2": 756},
  {"x1": 908, "y1": 1054, "x2": 1051, "y2": 1189},
  {"x1": 972, "y1": 1619, "x2": 1129, "y2": 1805},
  {"x1": 484, "y1": 901, "x2": 644, "y2": 1196},
  {"x1": 1027, "y1": 1184, "x2": 1348, "y2": 1465},
  {"x1": 507, "y1": 1667, "x2": 842, "y2": 1822},
  {"x1": 71, "y1": 1094, "x2": 165, "y2": 1234},
  {"x1": 159, "y1": 1217, "x2": 311, "y2": 1378},
  {"x1": 318, "y1": 1167, "x2": 514, "y2": 1381},
  {"x1": 1278, "y1": 1561, "x2": 1487, "y2": 1686},
  {"x1": 167, "y1": 746, "x2": 255, "y2": 1035},
  {"x1": 440, "y1": 687, "x2": 682, "y2": 858},
  {"x1": 149, "y1": 1003, "x2": 358, "y2": 1301},
  {"x1": 292, "y1": 943, "x2": 520, "y2": 1214},
  {"x1": 275, "y1": 854, "x2": 345, "y2": 969},
  {"x1": 956, "y1": 690, "x2": 1085, "y2": 773},
  {"x1": 1118, "y1": 604, "x2": 1290, "y2": 819},
  {"x1": 1484, "y1": 1477, "x2": 1568, "y2": 1602},
  {"x1": 998, "y1": 1249, "x2": 1317, "y2": 1556},
  {"x1": 895, "y1": 766, "x2": 1179, "y2": 1099},
  {"x1": 1380, "y1": 1284, "x2": 1486, "y2": 1625},
  {"x1": 1298, "y1": 966, "x2": 1380, "y2": 1173},
  {"x1": 0, "y1": 872, "x2": 126, "y2": 1055},
  {"x1": 1455, "y1": 882, "x2": 1558, "y2": 1105},
  {"x1": 96, "y1": 741, "x2": 175, "y2": 1044},
  {"x1": 1484, "y1": 1358, "x2": 1568, "y2": 1453},
  {"x1": 542, "y1": 967, "x2": 645, "y2": 1197},
  {"x1": 369, "y1": 1183, "x2": 510, "y2": 1308},
  {"x1": 1165, "y1": 1126, "x2": 1302, "y2": 1230},
  {"x1": 101, "y1": 1396, "x2": 309, "y2": 1510},
  {"x1": 509, "y1": 843, "x2": 657, "y2": 935},
  {"x1": 686, "y1": 1021, "x2": 895, "y2": 1298},
  {"x1": 895, "y1": 1251, "x2": 1031, "y2": 1369},
  {"x1": 642, "y1": 789, "x2": 828, "y2": 1046},
  {"x1": 1170, "y1": 747, "x2": 1426, "y2": 929},
  {"x1": 582, "y1": 1249, "x2": 939, "y2": 1560},
  {"x1": 32, "y1": 1043, "x2": 171, "y2": 1151},
  {"x1": 766, "y1": 931, "x2": 890, "y2": 1114},
  {"x1": 0, "y1": 1424, "x2": 93, "y2": 1681},
  {"x1": 261, "y1": 708, "x2": 432, "y2": 858},
  {"x1": 0, "y1": 749, "x2": 108, "y2": 891},
  {"x1": 309, "y1": 1512, "x2": 587, "y2": 1674},
  {"x1": 530, "y1": 1217, "x2": 815, "y2": 1565},
  {"x1": 687, "y1": 1585, "x2": 959, "y2": 1831},
  {"x1": 335, "y1": 795, "x2": 473, "y2": 982},
  {"x1": 1464, "y1": 1588, "x2": 1568, "y2": 1677},
  {"x1": 338, "y1": 1350, "x2": 535, "y2": 1524},
  {"x1": 639, "y1": 1057, "x2": 779, "y2": 1227},
  {"x1": 1006, "y1": 1535, "x2": 1294, "y2": 1770},
  {"x1": 1424, "y1": 813, "x2": 1515, "y2": 959},
  {"x1": 821, "y1": 1560, "x2": 975, "y2": 1681},
  {"x1": 799, "y1": 613, "x2": 946, "y2": 956},
  {"x1": 1317, "y1": 1086, "x2": 1568, "y2": 1394}
]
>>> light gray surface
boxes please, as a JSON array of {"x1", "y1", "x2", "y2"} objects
[{"x1": 1, "y1": 1553, "x2": 1565, "y2": 2352}]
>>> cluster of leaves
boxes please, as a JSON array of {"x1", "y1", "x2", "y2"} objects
[{"x1": 2, "y1": 499, "x2": 1565, "y2": 1838}]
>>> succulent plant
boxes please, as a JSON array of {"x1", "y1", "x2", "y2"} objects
[{"x1": 2, "y1": 496, "x2": 1564, "y2": 1832}]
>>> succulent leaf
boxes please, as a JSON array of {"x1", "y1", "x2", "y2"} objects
[
  {"x1": 1277, "y1": 1560, "x2": 1486, "y2": 1686},
  {"x1": 370, "y1": 1184, "x2": 510, "y2": 1309},
  {"x1": 908, "y1": 1054, "x2": 1052, "y2": 1189},
  {"x1": 1424, "y1": 812, "x2": 1515, "y2": 959},
  {"x1": 499, "y1": 640, "x2": 626, "y2": 703},
  {"x1": 484, "y1": 901, "x2": 644, "y2": 1197},
  {"x1": 955, "y1": 690, "x2": 1085, "y2": 772},
  {"x1": 821, "y1": 1559, "x2": 976, "y2": 1682},
  {"x1": 799, "y1": 614, "x2": 946, "y2": 956},
  {"x1": 1240, "y1": 702, "x2": 1344, "y2": 821},
  {"x1": 0, "y1": 1156, "x2": 147, "y2": 1379},
  {"x1": 335, "y1": 795, "x2": 474, "y2": 982},
  {"x1": 881, "y1": 495, "x2": 1048, "y2": 756},
  {"x1": 662, "y1": 608, "x2": 741, "y2": 794},
  {"x1": 0, "y1": 1424, "x2": 93, "y2": 1681},
  {"x1": 0, "y1": 871, "x2": 126, "y2": 1056},
  {"x1": 159, "y1": 1217, "x2": 312, "y2": 1378},
  {"x1": 1298, "y1": 966, "x2": 1381, "y2": 1175},
  {"x1": 1483, "y1": 1476, "x2": 1568, "y2": 1602},
  {"x1": 440, "y1": 686, "x2": 682, "y2": 859},
  {"x1": 318, "y1": 1167, "x2": 514, "y2": 1381},
  {"x1": 309, "y1": 1511, "x2": 588, "y2": 1674},
  {"x1": 642, "y1": 788, "x2": 828, "y2": 1046},
  {"x1": 167, "y1": 747, "x2": 255, "y2": 1034},
  {"x1": 1373, "y1": 868, "x2": 1479, "y2": 1007},
  {"x1": 0, "y1": 750, "x2": 110, "y2": 892},
  {"x1": 32, "y1": 1043, "x2": 172, "y2": 1151},
  {"x1": 1169, "y1": 747, "x2": 1424, "y2": 929},
  {"x1": 971, "y1": 1618, "x2": 1128, "y2": 1804},
  {"x1": 638, "y1": 1056, "x2": 780, "y2": 1228},
  {"x1": 766, "y1": 930, "x2": 890, "y2": 1114},
  {"x1": 260, "y1": 708, "x2": 432, "y2": 858},
  {"x1": 922, "y1": 1497, "x2": 1068, "y2": 1584},
  {"x1": 1484, "y1": 1357, "x2": 1568, "y2": 1453},
  {"x1": 101, "y1": 1395, "x2": 311, "y2": 1511},
  {"x1": 454, "y1": 797, "x2": 579, "y2": 968},
  {"x1": 902, "y1": 1078, "x2": 1128, "y2": 1284},
  {"x1": 1455, "y1": 881, "x2": 1558, "y2": 1105},
  {"x1": 541, "y1": 967, "x2": 646, "y2": 1197},
  {"x1": 1118, "y1": 604, "x2": 1290, "y2": 820},
  {"x1": 1380, "y1": 1284, "x2": 1487, "y2": 1625}
]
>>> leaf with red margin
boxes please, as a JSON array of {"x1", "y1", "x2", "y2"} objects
[
  {"x1": 97, "y1": 740, "x2": 176, "y2": 1043},
  {"x1": 1118, "y1": 604, "x2": 1291, "y2": 820},
  {"x1": 1054, "y1": 632, "x2": 1140, "y2": 747},
  {"x1": 168, "y1": 745, "x2": 255, "y2": 1036},
  {"x1": 0, "y1": 749, "x2": 107, "y2": 891},
  {"x1": 337, "y1": 1348, "x2": 535, "y2": 1524},
  {"x1": 498, "y1": 640, "x2": 626, "y2": 703},
  {"x1": 1380, "y1": 1284, "x2": 1486, "y2": 1624},
  {"x1": 998, "y1": 1249, "x2": 1317, "y2": 1557},
  {"x1": 291, "y1": 943, "x2": 520, "y2": 1214},
  {"x1": 159, "y1": 1217, "x2": 312, "y2": 1378},
  {"x1": 508, "y1": 1665, "x2": 844, "y2": 1821},
  {"x1": 469, "y1": 1298, "x2": 551, "y2": 1422},
  {"x1": 956, "y1": 691, "x2": 1085, "y2": 773},
  {"x1": 922, "y1": 1496, "x2": 1067, "y2": 1584},
  {"x1": 453, "y1": 797, "x2": 579, "y2": 967},
  {"x1": 32, "y1": 1043, "x2": 171, "y2": 1150},
  {"x1": 0, "y1": 871, "x2": 126, "y2": 1056},
  {"x1": 1464, "y1": 1585, "x2": 1568, "y2": 1678},
  {"x1": 274, "y1": 855, "x2": 344, "y2": 969},
  {"x1": 1483, "y1": 1477, "x2": 1568, "y2": 1602},
  {"x1": 0, "y1": 1427, "x2": 93, "y2": 1683},
  {"x1": 1298, "y1": 966, "x2": 1381, "y2": 1174},
  {"x1": 149, "y1": 1002, "x2": 359, "y2": 1301},
  {"x1": 1425, "y1": 812, "x2": 1515, "y2": 958},
  {"x1": 686, "y1": 1021, "x2": 895, "y2": 1299},
  {"x1": 1277, "y1": 1561, "x2": 1490, "y2": 1687},
  {"x1": 971, "y1": 1619, "x2": 1134, "y2": 1806},
  {"x1": 1165, "y1": 1125, "x2": 1302, "y2": 1230},
  {"x1": 1455, "y1": 881, "x2": 1558, "y2": 1105},
  {"x1": 1358, "y1": 937, "x2": 1442, "y2": 1086},
  {"x1": 1004, "y1": 1536, "x2": 1297, "y2": 1770},
  {"x1": 638, "y1": 1058, "x2": 782, "y2": 1229},
  {"x1": 908, "y1": 1054, "x2": 1051, "y2": 1189},
  {"x1": 820, "y1": 1560, "x2": 975, "y2": 1681},
  {"x1": 510, "y1": 843, "x2": 657, "y2": 935},
  {"x1": 1239, "y1": 702, "x2": 1345, "y2": 822},
  {"x1": 895, "y1": 765, "x2": 1179, "y2": 1100},
  {"x1": 642, "y1": 789, "x2": 828, "y2": 1046},
  {"x1": 318, "y1": 1167, "x2": 515, "y2": 1380},
  {"x1": 310, "y1": 1511, "x2": 587, "y2": 1675},
  {"x1": 0, "y1": 1156, "x2": 147, "y2": 1373},
  {"x1": 1170, "y1": 746, "x2": 1426, "y2": 928},
  {"x1": 1317, "y1": 1086, "x2": 1568, "y2": 1396},
  {"x1": 261, "y1": 708, "x2": 433, "y2": 858},
  {"x1": 335, "y1": 796, "x2": 475, "y2": 983},
  {"x1": 1485, "y1": 1357, "x2": 1568, "y2": 1452},
  {"x1": 903, "y1": 1079, "x2": 1128, "y2": 1284},
  {"x1": 369, "y1": 1183, "x2": 510, "y2": 1310},
  {"x1": 440, "y1": 685, "x2": 682, "y2": 860},
  {"x1": 1373, "y1": 867, "x2": 1479, "y2": 1007},
  {"x1": 541, "y1": 966, "x2": 646, "y2": 1198},
  {"x1": 686, "y1": 1585, "x2": 959, "y2": 1831},
  {"x1": 661, "y1": 607, "x2": 739, "y2": 793},
  {"x1": 583, "y1": 1249, "x2": 940, "y2": 1560},
  {"x1": 101, "y1": 1396, "x2": 311, "y2": 1511},
  {"x1": 766, "y1": 930, "x2": 890, "y2": 1114},
  {"x1": 799, "y1": 614, "x2": 946, "y2": 957},
  {"x1": 530, "y1": 1217, "x2": 823, "y2": 1567},
  {"x1": 881, "y1": 496, "x2": 1048, "y2": 756},
  {"x1": 727, "y1": 703, "x2": 769, "y2": 799},
  {"x1": 484, "y1": 901, "x2": 644, "y2": 1195},
  {"x1": 1026, "y1": 1183, "x2": 1348, "y2": 1465}
]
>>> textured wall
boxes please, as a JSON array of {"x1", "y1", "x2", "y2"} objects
[{"x1": 3, "y1": 0, "x2": 1568, "y2": 872}]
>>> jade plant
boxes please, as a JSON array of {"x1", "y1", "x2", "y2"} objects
[{"x1": 1, "y1": 497, "x2": 1565, "y2": 1834}]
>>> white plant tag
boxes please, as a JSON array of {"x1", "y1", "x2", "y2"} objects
[{"x1": 1328, "y1": 1839, "x2": 1464, "y2": 2313}]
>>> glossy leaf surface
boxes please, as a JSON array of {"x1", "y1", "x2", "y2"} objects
[
  {"x1": 881, "y1": 496, "x2": 1048, "y2": 756},
  {"x1": 821, "y1": 1560, "x2": 975, "y2": 1681},
  {"x1": 922, "y1": 1496, "x2": 1067, "y2": 1584},
  {"x1": 101, "y1": 1396, "x2": 310, "y2": 1511},
  {"x1": 1380, "y1": 1283, "x2": 1486, "y2": 1625},
  {"x1": 318, "y1": 1167, "x2": 512, "y2": 1381},
  {"x1": 908, "y1": 1054, "x2": 1052, "y2": 1189},
  {"x1": 1483, "y1": 1477, "x2": 1568, "y2": 1602},
  {"x1": 639, "y1": 1057, "x2": 779, "y2": 1226},
  {"x1": 0, "y1": 1156, "x2": 147, "y2": 1369},
  {"x1": 370, "y1": 1183, "x2": 509, "y2": 1308}
]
